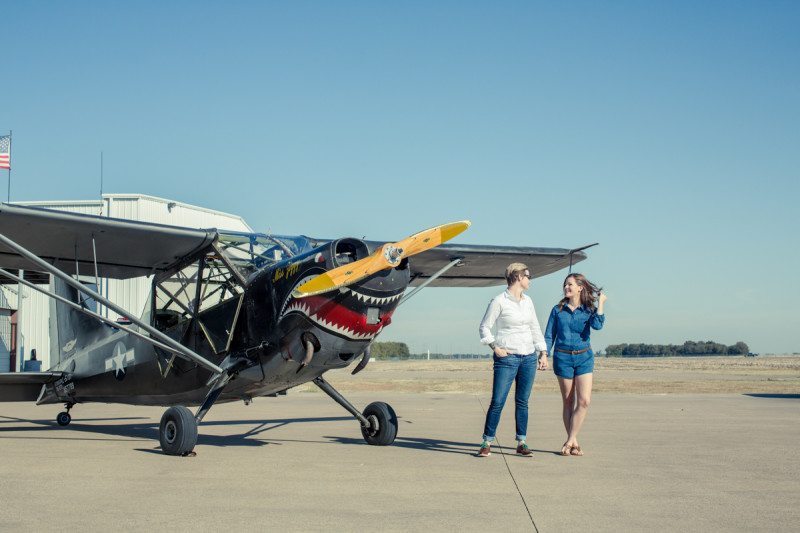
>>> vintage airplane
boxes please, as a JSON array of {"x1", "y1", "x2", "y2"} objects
[{"x1": 0, "y1": 202, "x2": 592, "y2": 455}]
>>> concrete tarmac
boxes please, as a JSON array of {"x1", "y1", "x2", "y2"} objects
[{"x1": 1, "y1": 391, "x2": 798, "y2": 532}]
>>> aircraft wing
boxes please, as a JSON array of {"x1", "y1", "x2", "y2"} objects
[
  {"x1": 0, "y1": 203, "x2": 217, "y2": 280},
  {"x1": 0, "y1": 371, "x2": 63, "y2": 402},
  {"x1": 405, "y1": 243, "x2": 591, "y2": 287}
]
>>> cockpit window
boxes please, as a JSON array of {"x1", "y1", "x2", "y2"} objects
[{"x1": 217, "y1": 232, "x2": 315, "y2": 279}]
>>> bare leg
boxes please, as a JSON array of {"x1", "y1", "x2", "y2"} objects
[
  {"x1": 567, "y1": 373, "x2": 593, "y2": 451},
  {"x1": 557, "y1": 377, "x2": 575, "y2": 453}
]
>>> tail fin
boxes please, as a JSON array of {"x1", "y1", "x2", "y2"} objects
[{"x1": 48, "y1": 277, "x2": 113, "y2": 368}]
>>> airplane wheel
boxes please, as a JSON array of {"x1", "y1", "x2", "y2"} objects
[
  {"x1": 361, "y1": 402, "x2": 397, "y2": 446},
  {"x1": 159, "y1": 406, "x2": 198, "y2": 456},
  {"x1": 56, "y1": 412, "x2": 71, "y2": 426}
]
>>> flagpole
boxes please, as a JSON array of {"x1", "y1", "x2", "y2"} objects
[{"x1": 6, "y1": 130, "x2": 11, "y2": 202}]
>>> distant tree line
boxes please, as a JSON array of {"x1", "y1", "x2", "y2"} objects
[
  {"x1": 605, "y1": 340, "x2": 750, "y2": 357},
  {"x1": 370, "y1": 342, "x2": 410, "y2": 359}
]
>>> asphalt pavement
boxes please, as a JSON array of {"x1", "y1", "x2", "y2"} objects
[{"x1": 1, "y1": 391, "x2": 798, "y2": 531}]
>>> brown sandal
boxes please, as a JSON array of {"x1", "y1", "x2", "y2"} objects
[
  {"x1": 570, "y1": 445, "x2": 584, "y2": 456},
  {"x1": 560, "y1": 443, "x2": 572, "y2": 456}
]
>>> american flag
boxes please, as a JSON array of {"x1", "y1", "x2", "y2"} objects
[{"x1": 0, "y1": 135, "x2": 9, "y2": 170}]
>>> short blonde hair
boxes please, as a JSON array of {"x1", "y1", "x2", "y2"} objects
[{"x1": 505, "y1": 262, "x2": 529, "y2": 285}]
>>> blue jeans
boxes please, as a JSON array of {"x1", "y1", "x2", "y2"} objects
[{"x1": 482, "y1": 353, "x2": 537, "y2": 442}]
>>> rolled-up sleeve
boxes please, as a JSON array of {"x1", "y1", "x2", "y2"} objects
[
  {"x1": 590, "y1": 311, "x2": 605, "y2": 330},
  {"x1": 529, "y1": 301, "x2": 547, "y2": 353},
  {"x1": 479, "y1": 298, "x2": 501, "y2": 345},
  {"x1": 544, "y1": 306, "x2": 558, "y2": 350}
]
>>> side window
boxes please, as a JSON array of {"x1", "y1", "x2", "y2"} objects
[
  {"x1": 197, "y1": 248, "x2": 244, "y2": 310},
  {"x1": 154, "y1": 262, "x2": 199, "y2": 332},
  {"x1": 152, "y1": 249, "x2": 245, "y2": 353}
]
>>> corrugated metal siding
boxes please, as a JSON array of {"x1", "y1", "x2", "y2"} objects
[
  {"x1": 105, "y1": 277, "x2": 151, "y2": 322},
  {"x1": 107, "y1": 196, "x2": 138, "y2": 222},
  {"x1": 16, "y1": 200, "x2": 104, "y2": 216},
  {"x1": 14, "y1": 194, "x2": 253, "y2": 370},
  {"x1": 0, "y1": 287, "x2": 11, "y2": 309},
  {"x1": 18, "y1": 286, "x2": 50, "y2": 369},
  {"x1": 113, "y1": 195, "x2": 251, "y2": 232}
]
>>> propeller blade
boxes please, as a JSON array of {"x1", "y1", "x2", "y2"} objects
[
  {"x1": 291, "y1": 251, "x2": 389, "y2": 298},
  {"x1": 292, "y1": 220, "x2": 471, "y2": 298},
  {"x1": 394, "y1": 220, "x2": 471, "y2": 257}
]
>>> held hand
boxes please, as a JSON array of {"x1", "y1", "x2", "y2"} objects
[
  {"x1": 598, "y1": 291, "x2": 608, "y2": 305},
  {"x1": 494, "y1": 347, "x2": 509, "y2": 358},
  {"x1": 537, "y1": 352, "x2": 549, "y2": 370}
]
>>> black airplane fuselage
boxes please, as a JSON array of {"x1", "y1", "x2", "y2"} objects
[{"x1": 39, "y1": 238, "x2": 409, "y2": 407}]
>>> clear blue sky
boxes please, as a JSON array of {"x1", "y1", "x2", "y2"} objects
[{"x1": 4, "y1": 1, "x2": 799, "y2": 353}]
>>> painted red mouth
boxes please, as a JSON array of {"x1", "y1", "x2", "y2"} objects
[{"x1": 281, "y1": 294, "x2": 396, "y2": 340}]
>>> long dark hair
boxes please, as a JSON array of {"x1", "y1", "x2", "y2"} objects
[{"x1": 558, "y1": 273, "x2": 602, "y2": 311}]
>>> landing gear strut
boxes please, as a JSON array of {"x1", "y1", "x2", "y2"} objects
[
  {"x1": 313, "y1": 376, "x2": 398, "y2": 446},
  {"x1": 56, "y1": 403, "x2": 74, "y2": 426},
  {"x1": 158, "y1": 356, "x2": 251, "y2": 456}
]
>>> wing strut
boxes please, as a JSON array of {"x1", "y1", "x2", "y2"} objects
[
  {"x1": 0, "y1": 232, "x2": 223, "y2": 375},
  {"x1": 566, "y1": 243, "x2": 598, "y2": 273},
  {"x1": 397, "y1": 257, "x2": 464, "y2": 307}
]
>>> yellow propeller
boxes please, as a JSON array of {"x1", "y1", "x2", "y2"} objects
[{"x1": 292, "y1": 220, "x2": 471, "y2": 298}]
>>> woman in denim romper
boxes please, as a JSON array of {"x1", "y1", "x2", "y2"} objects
[
  {"x1": 477, "y1": 263, "x2": 549, "y2": 457},
  {"x1": 544, "y1": 273, "x2": 607, "y2": 456}
]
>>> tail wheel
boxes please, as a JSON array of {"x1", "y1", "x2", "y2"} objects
[
  {"x1": 159, "y1": 406, "x2": 198, "y2": 456},
  {"x1": 361, "y1": 401, "x2": 398, "y2": 446}
]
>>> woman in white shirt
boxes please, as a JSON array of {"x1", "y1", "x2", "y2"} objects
[{"x1": 477, "y1": 263, "x2": 549, "y2": 457}]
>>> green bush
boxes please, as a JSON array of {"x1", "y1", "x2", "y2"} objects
[
  {"x1": 605, "y1": 340, "x2": 750, "y2": 357},
  {"x1": 370, "y1": 341, "x2": 410, "y2": 359}
]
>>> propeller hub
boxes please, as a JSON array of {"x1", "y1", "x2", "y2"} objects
[{"x1": 383, "y1": 245, "x2": 404, "y2": 266}]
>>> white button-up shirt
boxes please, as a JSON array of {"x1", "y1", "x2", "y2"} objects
[{"x1": 479, "y1": 290, "x2": 547, "y2": 354}]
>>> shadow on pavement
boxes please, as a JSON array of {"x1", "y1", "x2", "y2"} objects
[
  {"x1": 0, "y1": 415, "x2": 354, "y2": 450},
  {"x1": 0, "y1": 414, "x2": 562, "y2": 457},
  {"x1": 332, "y1": 435, "x2": 475, "y2": 455},
  {"x1": 744, "y1": 393, "x2": 800, "y2": 399}
]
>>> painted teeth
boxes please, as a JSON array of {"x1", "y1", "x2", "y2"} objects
[
  {"x1": 279, "y1": 299, "x2": 374, "y2": 341},
  {"x1": 341, "y1": 287, "x2": 403, "y2": 306},
  {"x1": 281, "y1": 300, "x2": 311, "y2": 318},
  {"x1": 279, "y1": 275, "x2": 318, "y2": 317},
  {"x1": 307, "y1": 312, "x2": 374, "y2": 340}
]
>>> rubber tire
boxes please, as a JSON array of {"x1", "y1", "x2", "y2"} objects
[
  {"x1": 361, "y1": 401, "x2": 398, "y2": 446},
  {"x1": 56, "y1": 412, "x2": 71, "y2": 426},
  {"x1": 159, "y1": 406, "x2": 198, "y2": 456}
]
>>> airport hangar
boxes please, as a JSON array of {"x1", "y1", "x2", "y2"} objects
[{"x1": 0, "y1": 194, "x2": 253, "y2": 373}]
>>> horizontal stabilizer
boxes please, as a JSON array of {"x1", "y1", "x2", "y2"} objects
[{"x1": 0, "y1": 372, "x2": 63, "y2": 402}]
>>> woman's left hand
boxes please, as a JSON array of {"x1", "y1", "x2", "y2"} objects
[{"x1": 598, "y1": 291, "x2": 607, "y2": 305}]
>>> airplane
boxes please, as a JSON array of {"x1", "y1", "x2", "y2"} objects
[{"x1": 0, "y1": 202, "x2": 592, "y2": 456}]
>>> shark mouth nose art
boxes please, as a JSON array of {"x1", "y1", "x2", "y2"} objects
[{"x1": 280, "y1": 276, "x2": 403, "y2": 341}]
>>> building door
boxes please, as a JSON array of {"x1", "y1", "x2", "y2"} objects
[{"x1": 0, "y1": 309, "x2": 11, "y2": 372}]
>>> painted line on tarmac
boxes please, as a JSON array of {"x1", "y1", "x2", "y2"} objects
[{"x1": 476, "y1": 395, "x2": 539, "y2": 532}]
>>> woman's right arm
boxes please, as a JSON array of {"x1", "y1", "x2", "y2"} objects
[
  {"x1": 591, "y1": 292, "x2": 607, "y2": 330},
  {"x1": 544, "y1": 306, "x2": 558, "y2": 352},
  {"x1": 479, "y1": 298, "x2": 506, "y2": 356}
]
